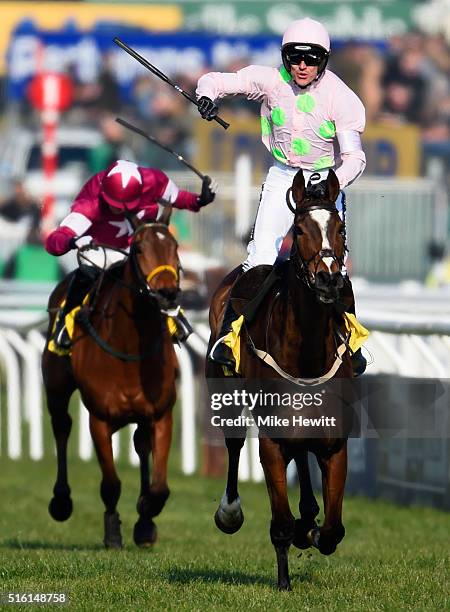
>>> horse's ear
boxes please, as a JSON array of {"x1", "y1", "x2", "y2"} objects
[
  {"x1": 291, "y1": 169, "x2": 306, "y2": 207},
  {"x1": 326, "y1": 169, "x2": 340, "y2": 203},
  {"x1": 158, "y1": 204, "x2": 173, "y2": 226}
]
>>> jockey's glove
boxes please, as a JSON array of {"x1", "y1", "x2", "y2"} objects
[
  {"x1": 70, "y1": 235, "x2": 96, "y2": 250},
  {"x1": 197, "y1": 176, "x2": 218, "y2": 208},
  {"x1": 197, "y1": 96, "x2": 219, "y2": 121}
]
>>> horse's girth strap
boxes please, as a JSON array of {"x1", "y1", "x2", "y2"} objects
[
  {"x1": 250, "y1": 342, "x2": 347, "y2": 387},
  {"x1": 146, "y1": 265, "x2": 178, "y2": 284}
]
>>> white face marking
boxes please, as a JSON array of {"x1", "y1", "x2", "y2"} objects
[
  {"x1": 310, "y1": 209, "x2": 333, "y2": 272},
  {"x1": 156, "y1": 231, "x2": 166, "y2": 240}
]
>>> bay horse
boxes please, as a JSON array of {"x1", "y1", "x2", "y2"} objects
[
  {"x1": 206, "y1": 169, "x2": 354, "y2": 589},
  {"x1": 42, "y1": 213, "x2": 179, "y2": 548}
]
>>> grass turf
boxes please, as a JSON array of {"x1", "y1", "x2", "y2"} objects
[{"x1": 0, "y1": 456, "x2": 449, "y2": 611}]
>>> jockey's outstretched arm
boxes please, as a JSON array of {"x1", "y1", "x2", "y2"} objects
[{"x1": 196, "y1": 65, "x2": 276, "y2": 120}]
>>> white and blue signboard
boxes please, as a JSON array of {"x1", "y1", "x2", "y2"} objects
[
  {"x1": 7, "y1": 21, "x2": 284, "y2": 101},
  {"x1": 7, "y1": 20, "x2": 386, "y2": 102}
]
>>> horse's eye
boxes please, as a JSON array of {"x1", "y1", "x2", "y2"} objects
[{"x1": 294, "y1": 226, "x2": 303, "y2": 236}]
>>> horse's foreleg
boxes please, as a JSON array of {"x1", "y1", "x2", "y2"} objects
[
  {"x1": 214, "y1": 435, "x2": 245, "y2": 534},
  {"x1": 293, "y1": 450, "x2": 320, "y2": 549},
  {"x1": 132, "y1": 409, "x2": 173, "y2": 546},
  {"x1": 312, "y1": 442, "x2": 347, "y2": 556},
  {"x1": 89, "y1": 414, "x2": 122, "y2": 549},
  {"x1": 260, "y1": 438, "x2": 295, "y2": 591},
  {"x1": 148, "y1": 410, "x2": 172, "y2": 515},
  {"x1": 47, "y1": 389, "x2": 74, "y2": 522}
]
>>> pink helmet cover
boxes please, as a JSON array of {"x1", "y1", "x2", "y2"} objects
[
  {"x1": 101, "y1": 160, "x2": 143, "y2": 210},
  {"x1": 282, "y1": 18, "x2": 331, "y2": 53}
]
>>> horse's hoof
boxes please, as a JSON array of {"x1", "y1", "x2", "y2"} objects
[
  {"x1": 136, "y1": 489, "x2": 169, "y2": 519},
  {"x1": 315, "y1": 525, "x2": 344, "y2": 556},
  {"x1": 48, "y1": 496, "x2": 73, "y2": 522},
  {"x1": 133, "y1": 519, "x2": 157, "y2": 547},
  {"x1": 277, "y1": 581, "x2": 292, "y2": 591},
  {"x1": 214, "y1": 507, "x2": 244, "y2": 534},
  {"x1": 318, "y1": 540, "x2": 337, "y2": 556},
  {"x1": 293, "y1": 518, "x2": 318, "y2": 549},
  {"x1": 306, "y1": 528, "x2": 321, "y2": 548},
  {"x1": 103, "y1": 511, "x2": 123, "y2": 549}
]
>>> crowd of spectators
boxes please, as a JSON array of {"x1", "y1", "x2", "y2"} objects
[{"x1": 330, "y1": 30, "x2": 450, "y2": 180}]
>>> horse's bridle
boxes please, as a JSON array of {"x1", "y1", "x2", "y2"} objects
[
  {"x1": 290, "y1": 203, "x2": 345, "y2": 292},
  {"x1": 75, "y1": 223, "x2": 181, "y2": 361},
  {"x1": 130, "y1": 223, "x2": 181, "y2": 305}
]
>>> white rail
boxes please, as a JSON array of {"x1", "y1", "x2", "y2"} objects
[{"x1": 0, "y1": 303, "x2": 449, "y2": 475}]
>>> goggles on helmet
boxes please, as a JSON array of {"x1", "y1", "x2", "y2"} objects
[
  {"x1": 282, "y1": 43, "x2": 329, "y2": 76},
  {"x1": 286, "y1": 50, "x2": 323, "y2": 66}
]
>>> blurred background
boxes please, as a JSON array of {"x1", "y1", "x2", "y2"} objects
[{"x1": 0, "y1": 1, "x2": 449, "y2": 511}]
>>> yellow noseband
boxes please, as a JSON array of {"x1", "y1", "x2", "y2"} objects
[{"x1": 146, "y1": 265, "x2": 178, "y2": 284}]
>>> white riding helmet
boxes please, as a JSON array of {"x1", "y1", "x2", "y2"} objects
[{"x1": 281, "y1": 18, "x2": 331, "y2": 78}]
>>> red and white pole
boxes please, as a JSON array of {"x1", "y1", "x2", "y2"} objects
[
  {"x1": 40, "y1": 77, "x2": 61, "y2": 237},
  {"x1": 28, "y1": 64, "x2": 73, "y2": 237}
]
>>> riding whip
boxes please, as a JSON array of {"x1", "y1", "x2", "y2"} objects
[
  {"x1": 115, "y1": 117, "x2": 205, "y2": 179},
  {"x1": 113, "y1": 37, "x2": 230, "y2": 130}
]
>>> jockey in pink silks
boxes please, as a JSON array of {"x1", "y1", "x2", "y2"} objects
[
  {"x1": 46, "y1": 159, "x2": 216, "y2": 348},
  {"x1": 196, "y1": 18, "x2": 367, "y2": 374}
]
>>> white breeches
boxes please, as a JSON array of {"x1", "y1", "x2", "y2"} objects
[
  {"x1": 242, "y1": 163, "x2": 345, "y2": 272},
  {"x1": 78, "y1": 247, "x2": 127, "y2": 269}
]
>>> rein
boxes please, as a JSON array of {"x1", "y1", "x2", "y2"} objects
[{"x1": 76, "y1": 308, "x2": 162, "y2": 362}]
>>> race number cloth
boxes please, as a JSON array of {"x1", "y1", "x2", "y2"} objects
[
  {"x1": 48, "y1": 298, "x2": 86, "y2": 357},
  {"x1": 196, "y1": 66, "x2": 366, "y2": 189},
  {"x1": 343, "y1": 312, "x2": 370, "y2": 353}
]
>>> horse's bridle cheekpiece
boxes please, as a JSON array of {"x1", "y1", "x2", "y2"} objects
[{"x1": 286, "y1": 188, "x2": 344, "y2": 294}]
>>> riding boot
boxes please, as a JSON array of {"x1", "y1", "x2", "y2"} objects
[
  {"x1": 208, "y1": 265, "x2": 283, "y2": 367},
  {"x1": 54, "y1": 265, "x2": 97, "y2": 349},
  {"x1": 208, "y1": 298, "x2": 238, "y2": 367},
  {"x1": 337, "y1": 276, "x2": 367, "y2": 377}
]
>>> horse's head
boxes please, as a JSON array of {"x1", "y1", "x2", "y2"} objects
[
  {"x1": 288, "y1": 169, "x2": 346, "y2": 304},
  {"x1": 131, "y1": 217, "x2": 180, "y2": 310}
]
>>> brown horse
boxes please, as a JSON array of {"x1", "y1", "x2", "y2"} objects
[
  {"x1": 206, "y1": 169, "x2": 354, "y2": 589},
  {"x1": 42, "y1": 217, "x2": 180, "y2": 548}
]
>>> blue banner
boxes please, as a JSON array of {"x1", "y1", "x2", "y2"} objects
[{"x1": 7, "y1": 21, "x2": 285, "y2": 101}]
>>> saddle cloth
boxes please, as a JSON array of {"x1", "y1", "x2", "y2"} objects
[{"x1": 48, "y1": 298, "x2": 182, "y2": 358}]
